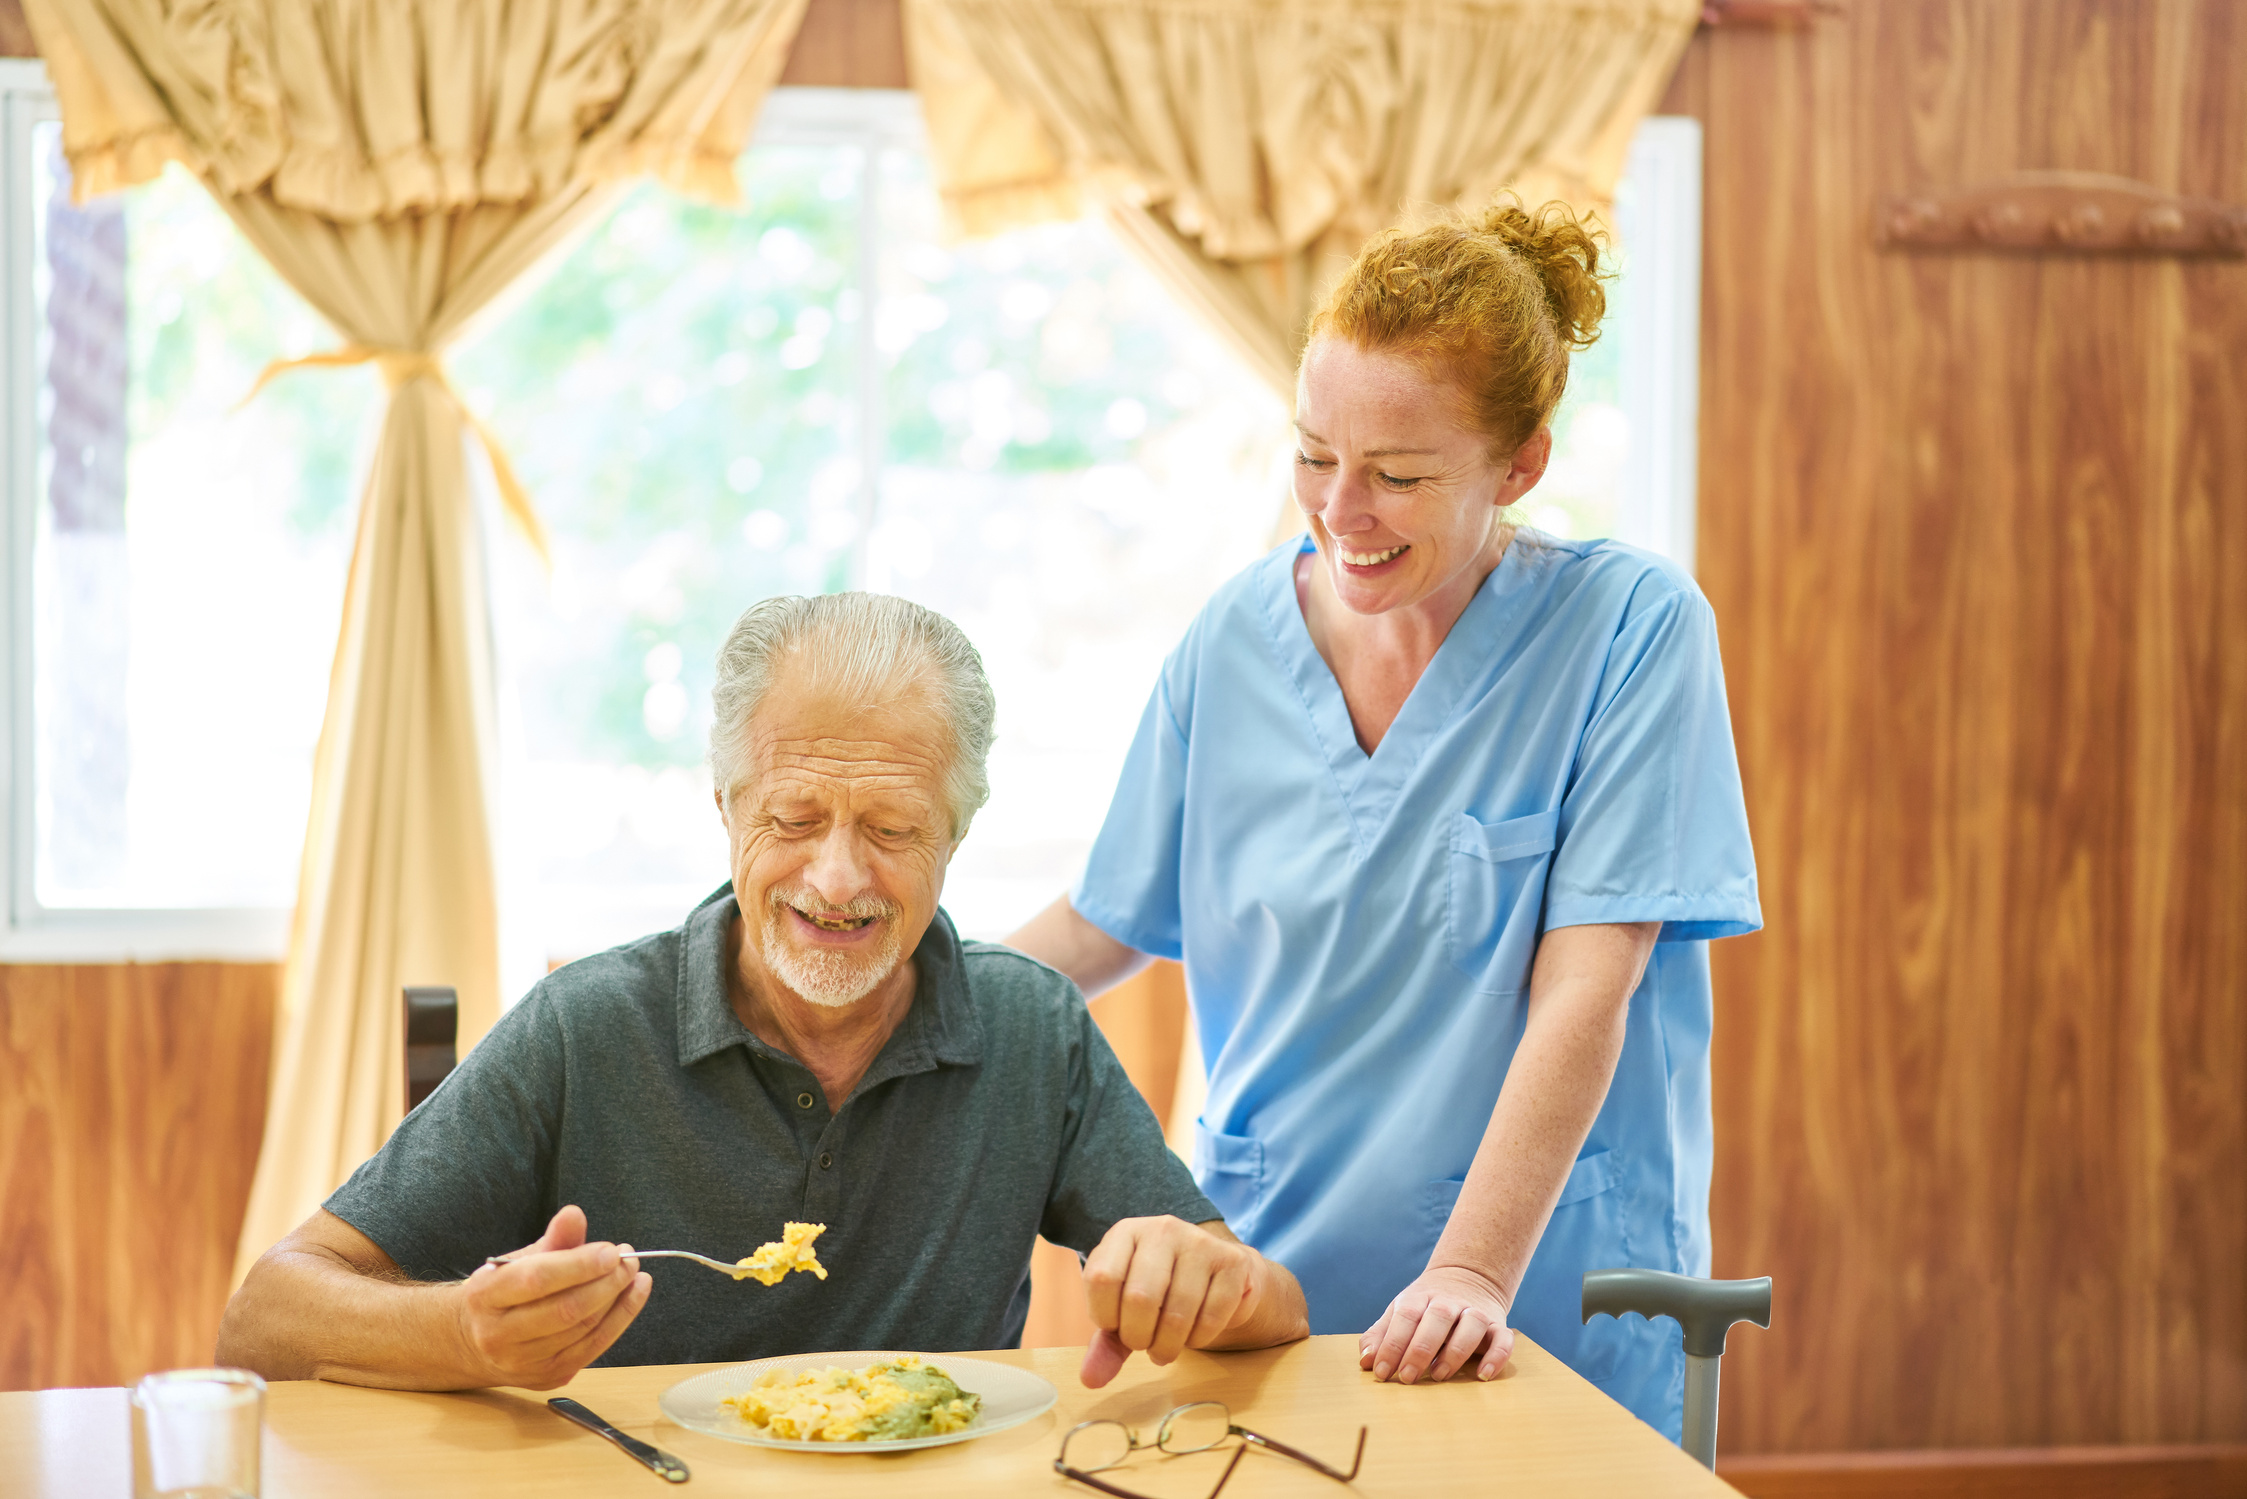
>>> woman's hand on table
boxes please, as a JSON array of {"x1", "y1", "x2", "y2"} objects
[
  {"x1": 1360, "y1": 923, "x2": 1654, "y2": 1388},
  {"x1": 453, "y1": 1205, "x2": 652, "y2": 1390},
  {"x1": 1079, "y1": 1216, "x2": 1309, "y2": 1388},
  {"x1": 1360, "y1": 1264, "x2": 1515, "y2": 1384}
]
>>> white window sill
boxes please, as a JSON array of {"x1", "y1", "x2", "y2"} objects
[{"x1": 0, "y1": 905, "x2": 292, "y2": 962}]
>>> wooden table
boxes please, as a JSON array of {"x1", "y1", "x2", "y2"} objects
[{"x1": 1, "y1": 1334, "x2": 1739, "y2": 1496}]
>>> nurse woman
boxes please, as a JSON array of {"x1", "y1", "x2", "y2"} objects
[{"x1": 1011, "y1": 199, "x2": 1761, "y2": 1439}]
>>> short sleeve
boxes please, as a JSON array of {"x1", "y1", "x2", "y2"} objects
[
  {"x1": 1071, "y1": 665, "x2": 1190, "y2": 961},
  {"x1": 1544, "y1": 583, "x2": 1762, "y2": 941},
  {"x1": 322, "y1": 996, "x2": 564, "y2": 1278},
  {"x1": 1039, "y1": 998, "x2": 1218, "y2": 1251}
]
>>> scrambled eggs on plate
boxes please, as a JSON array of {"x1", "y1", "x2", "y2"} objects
[
  {"x1": 721, "y1": 1355, "x2": 981, "y2": 1442},
  {"x1": 732, "y1": 1222, "x2": 828, "y2": 1285}
]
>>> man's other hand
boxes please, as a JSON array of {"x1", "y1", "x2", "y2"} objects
[
  {"x1": 454, "y1": 1205, "x2": 651, "y2": 1389},
  {"x1": 1080, "y1": 1216, "x2": 1305, "y2": 1388}
]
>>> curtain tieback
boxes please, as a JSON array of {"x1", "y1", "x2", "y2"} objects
[{"x1": 240, "y1": 344, "x2": 552, "y2": 564}]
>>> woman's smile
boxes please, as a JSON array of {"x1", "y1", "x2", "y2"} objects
[{"x1": 1336, "y1": 542, "x2": 1410, "y2": 571}]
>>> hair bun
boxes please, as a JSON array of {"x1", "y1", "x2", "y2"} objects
[
  {"x1": 1305, "y1": 191, "x2": 1614, "y2": 452},
  {"x1": 1473, "y1": 197, "x2": 1608, "y2": 350}
]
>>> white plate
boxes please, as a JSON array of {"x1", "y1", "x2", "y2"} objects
[{"x1": 659, "y1": 1350, "x2": 1059, "y2": 1453}]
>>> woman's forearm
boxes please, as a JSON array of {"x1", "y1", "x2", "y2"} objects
[
  {"x1": 1428, "y1": 921, "x2": 1658, "y2": 1304},
  {"x1": 1006, "y1": 894, "x2": 1152, "y2": 999}
]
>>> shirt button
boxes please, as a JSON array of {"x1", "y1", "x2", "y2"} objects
[
  {"x1": 819, "y1": 1152, "x2": 834, "y2": 1170},
  {"x1": 797, "y1": 1092, "x2": 814, "y2": 1109}
]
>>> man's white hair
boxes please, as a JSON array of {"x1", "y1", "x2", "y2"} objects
[{"x1": 709, "y1": 593, "x2": 995, "y2": 841}]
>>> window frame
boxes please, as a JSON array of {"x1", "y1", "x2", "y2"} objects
[
  {"x1": 1615, "y1": 115, "x2": 1704, "y2": 573},
  {"x1": 0, "y1": 63, "x2": 274, "y2": 960},
  {"x1": 0, "y1": 83, "x2": 932, "y2": 962},
  {"x1": 747, "y1": 87, "x2": 924, "y2": 584},
  {"x1": 1, "y1": 82, "x2": 1698, "y2": 962},
  {"x1": 0, "y1": 73, "x2": 921, "y2": 961}
]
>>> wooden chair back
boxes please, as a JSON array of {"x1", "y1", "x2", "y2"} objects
[{"x1": 403, "y1": 986, "x2": 459, "y2": 1112}]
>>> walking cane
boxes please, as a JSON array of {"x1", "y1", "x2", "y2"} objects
[{"x1": 1581, "y1": 1268, "x2": 1771, "y2": 1468}]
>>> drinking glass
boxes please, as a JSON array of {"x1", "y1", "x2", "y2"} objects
[{"x1": 131, "y1": 1367, "x2": 264, "y2": 1499}]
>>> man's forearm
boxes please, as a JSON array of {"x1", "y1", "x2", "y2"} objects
[
  {"x1": 1205, "y1": 1240, "x2": 1311, "y2": 1351},
  {"x1": 217, "y1": 1245, "x2": 477, "y2": 1390}
]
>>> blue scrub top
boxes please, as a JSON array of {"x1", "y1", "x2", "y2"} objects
[{"x1": 1072, "y1": 533, "x2": 1760, "y2": 1440}]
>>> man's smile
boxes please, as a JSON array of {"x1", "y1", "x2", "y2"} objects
[
  {"x1": 797, "y1": 908, "x2": 876, "y2": 933},
  {"x1": 775, "y1": 893, "x2": 895, "y2": 947}
]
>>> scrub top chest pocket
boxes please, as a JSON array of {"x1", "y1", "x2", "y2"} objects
[{"x1": 1445, "y1": 808, "x2": 1560, "y2": 996}]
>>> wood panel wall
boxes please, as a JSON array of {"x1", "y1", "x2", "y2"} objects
[
  {"x1": 0, "y1": 964, "x2": 277, "y2": 1391},
  {"x1": 1673, "y1": 0, "x2": 2247, "y2": 1455},
  {"x1": 1720, "y1": 1442, "x2": 2247, "y2": 1499}
]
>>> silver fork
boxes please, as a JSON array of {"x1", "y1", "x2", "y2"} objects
[{"x1": 484, "y1": 1248, "x2": 746, "y2": 1276}]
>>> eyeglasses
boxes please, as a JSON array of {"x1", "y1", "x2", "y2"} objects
[{"x1": 1054, "y1": 1400, "x2": 1367, "y2": 1499}]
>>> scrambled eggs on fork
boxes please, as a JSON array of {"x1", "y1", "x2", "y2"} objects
[{"x1": 731, "y1": 1221, "x2": 828, "y2": 1285}]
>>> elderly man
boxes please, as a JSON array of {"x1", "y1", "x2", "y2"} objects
[{"x1": 218, "y1": 593, "x2": 1306, "y2": 1392}]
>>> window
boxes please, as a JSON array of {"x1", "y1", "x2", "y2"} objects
[
  {"x1": 2, "y1": 60, "x2": 368, "y2": 957},
  {"x1": 463, "y1": 90, "x2": 1294, "y2": 969},
  {"x1": 2, "y1": 67, "x2": 1699, "y2": 966},
  {"x1": 1524, "y1": 115, "x2": 1703, "y2": 565},
  {"x1": 1614, "y1": 117, "x2": 1703, "y2": 570}
]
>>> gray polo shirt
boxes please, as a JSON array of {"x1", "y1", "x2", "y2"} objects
[{"x1": 325, "y1": 886, "x2": 1216, "y2": 1364}]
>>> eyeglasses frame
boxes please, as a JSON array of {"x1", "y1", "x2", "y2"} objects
[
  {"x1": 1053, "y1": 1440, "x2": 1246, "y2": 1499},
  {"x1": 1053, "y1": 1400, "x2": 1368, "y2": 1499}
]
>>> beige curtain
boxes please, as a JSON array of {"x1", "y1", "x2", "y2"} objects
[
  {"x1": 906, "y1": 0, "x2": 1700, "y2": 397},
  {"x1": 20, "y1": 0, "x2": 811, "y2": 1281}
]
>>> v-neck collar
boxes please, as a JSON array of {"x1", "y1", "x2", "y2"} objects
[{"x1": 1257, "y1": 535, "x2": 1536, "y2": 853}]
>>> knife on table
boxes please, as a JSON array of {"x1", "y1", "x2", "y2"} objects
[{"x1": 549, "y1": 1397, "x2": 691, "y2": 1483}]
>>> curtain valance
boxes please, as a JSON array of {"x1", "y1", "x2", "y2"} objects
[
  {"x1": 908, "y1": 0, "x2": 1699, "y2": 392},
  {"x1": 28, "y1": 0, "x2": 806, "y2": 215}
]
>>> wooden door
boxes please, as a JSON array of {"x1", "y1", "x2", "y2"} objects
[{"x1": 1670, "y1": 0, "x2": 2247, "y2": 1453}]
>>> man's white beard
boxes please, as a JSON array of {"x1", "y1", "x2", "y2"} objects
[{"x1": 761, "y1": 889, "x2": 904, "y2": 1008}]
